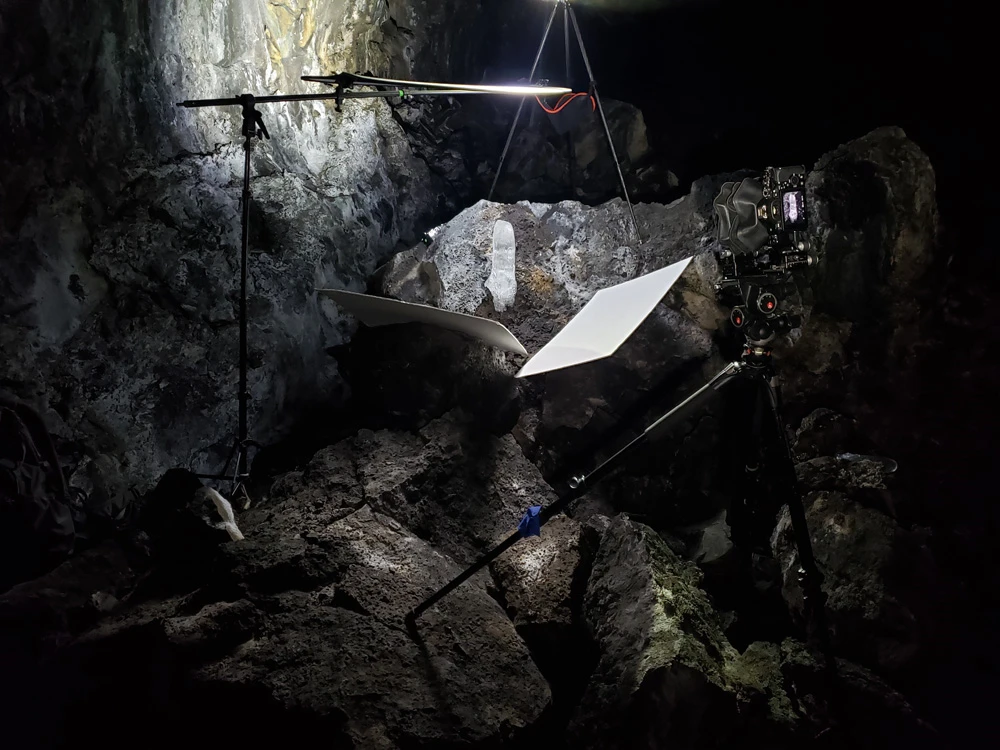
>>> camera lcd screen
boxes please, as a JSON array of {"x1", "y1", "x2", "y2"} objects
[{"x1": 782, "y1": 190, "x2": 806, "y2": 229}]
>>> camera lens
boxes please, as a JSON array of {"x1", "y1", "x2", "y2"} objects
[
  {"x1": 757, "y1": 293, "x2": 778, "y2": 314},
  {"x1": 731, "y1": 307, "x2": 747, "y2": 328}
]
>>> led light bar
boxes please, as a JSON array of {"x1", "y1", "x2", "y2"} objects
[{"x1": 302, "y1": 73, "x2": 571, "y2": 97}]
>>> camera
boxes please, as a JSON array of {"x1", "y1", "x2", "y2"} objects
[
  {"x1": 714, "y1": 166, "x2": 809, "y2": 258},
  {"x1": 712, "y1": 166, "x2": 814, "y2": 345}
]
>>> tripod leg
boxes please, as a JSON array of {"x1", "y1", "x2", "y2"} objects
[
  {"x1": 760, "y1": 377, "x2": 829, "y2": 644},
  {"x1": 566, "y1": 4, "x2": 642, "y2": 243},
  {"x1": 564, "y1": 2, "x2": 575, "y2": 194},
  {"x1": 759, "y1": 376, "x2": 848, "y2": 734},
  {"x1": 727, "y1": 379, "x2": 771, "y2": 552},
  {"x1": 488, "y1": 1, "x2": 561, "y2": 201}
]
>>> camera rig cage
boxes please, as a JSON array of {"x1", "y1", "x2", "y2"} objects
[{"x1": 713, "y1": 166, "x2": 813, "y2": 347}]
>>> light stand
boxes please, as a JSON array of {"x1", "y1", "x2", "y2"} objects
[
  {"x1": 177, "y1": 76, "x2": 571, "y2": 502},
  {"x1": 489, "y1": 0, "x2": 642, "y2": 242}
]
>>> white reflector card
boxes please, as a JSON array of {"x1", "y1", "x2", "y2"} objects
[
  {"x1": 515, "y1": 256, "x2": 694, "y2": 378},
  {"x1": 318, "y1": 289, "x2": 528, "y2": 356}
]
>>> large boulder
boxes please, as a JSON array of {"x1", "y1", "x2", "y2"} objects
[
  {"x1": 569, "y1": 514, "x2": 745, "y2": 748},
  {"x1": 202, "y1": 506, "x2": 551, "y2": 748},
  {"x1": 270, "y1": 410, "x2": 558, "y2": 566},
  {"x1": 492, "y1": 514, "x2": 593, "y2": 634},
  {"x1": 565, "y1": 515, "x2": 942, "y2": 749},
  {"x1": 780, "y1": 126, "x2": 939, "y2": 424},
  {"x1": 771, "y1": 490, "x2": 943, "y2": 674},
  {"x1": 491, "y1": 514, "x2": 602, "y2": 728},
  {"x1": 3, "y1": 503, "x2": 551, "y2": 749}
]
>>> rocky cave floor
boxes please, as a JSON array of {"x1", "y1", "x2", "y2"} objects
[
  {"x1": 5, "y1": 289, "x2": 997, "y2": 750},
  {"x1": 2, "y1": 129, "x2": 998, "y2": 750}
]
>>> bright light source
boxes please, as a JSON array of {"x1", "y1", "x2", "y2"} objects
[{"x1": 302, "y1": 74, "x2": 571, "y2": 98}]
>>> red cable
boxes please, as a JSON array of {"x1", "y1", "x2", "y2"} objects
[{"x1": 535, "y1": 92, "x2": 595, "y2": 114}]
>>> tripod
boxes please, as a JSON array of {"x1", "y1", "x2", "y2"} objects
[
  {"x1": 177, "y1": 76, "x2": 571, "y2": 502},
  {"x1": 489, "y1": 0, "x2": 641, "y2": 242}
]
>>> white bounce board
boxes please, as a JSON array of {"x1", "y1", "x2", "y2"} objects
[
  {"x1": 515, "y1": 256, "x2": 694, "y2": 378},
  {"x1": 318, "y1": 289, "x2": 528, "y2": 356}
]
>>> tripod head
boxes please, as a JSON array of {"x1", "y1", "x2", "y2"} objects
[{"x1": 713, "y1": 166, "x2": 815, "y2": 350}]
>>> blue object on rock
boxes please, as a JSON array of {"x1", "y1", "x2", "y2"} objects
[{"x1": 518, "y1": 506, "x2": 543, "y2": 538}]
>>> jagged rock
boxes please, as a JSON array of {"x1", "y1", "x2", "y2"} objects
[
  {"x1": 771, "y1": 491, "x2": 943, "y2": 673},
  {"x1": 565, "y1": 513, "x2": 943, "y2": 748},
  {"x1": 4, "y1": 500, "x2": 550, "y2": 749},
  {"x1": 569, "y1": 514, "x2": 745, "y2": 748},
  {"x1": 780, "y1": 126, "x2": 939, "y2": 416},
  {"x1": 491, "y1": 513, "x2": 601, "y2": 731},
  {"x1": 268, "y1": 410, "x2": 558, "y2": 566},
  {"x1": 808, "y1": 127, "x2": 938, "y2": 332},
  {"x1": 735, "y1": 639, "x2": 945, "y2": 749},
  {"x1": 682, "y1": 509, "x2": 736, "y2": 568},
  {"x1": 794, "y1": 408, "x2": 869, "y2": 460},
  {"x1": 493, "y1": 514, "x2": 592, "y2": 632},
  {"x1": 364, "y1": 413, "x2": 560, "y2": 565}
]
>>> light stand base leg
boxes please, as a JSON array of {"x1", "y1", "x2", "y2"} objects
[
  {"x1": 566, "y1": 3, "x2": 641, "y2": 243},
  {"x1": 488, "y1": 1, "x2": 561, "y2": 201}
]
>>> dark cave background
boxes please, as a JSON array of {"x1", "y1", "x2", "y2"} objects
[
  {"x1": 2, "y1": 0, "x2": 994, "y2": 747},
  {"x1": 485, "y1": 0, "x2": 987, "y2": 253}
]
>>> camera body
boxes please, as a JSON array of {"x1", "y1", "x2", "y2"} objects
[
  {"x1": 714, "y1": 165, "x2": 809, "y2": 259},
  {"x1": 712, "y1": 166, "x2": 813, "y2": 345}
]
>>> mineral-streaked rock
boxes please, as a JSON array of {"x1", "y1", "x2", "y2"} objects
[
  {"x1": 567, "y1": 515, "x2": 943, "y2": 748},
  {"x1": 569, "y1": 514, "x2": 745, "y2": 748}
]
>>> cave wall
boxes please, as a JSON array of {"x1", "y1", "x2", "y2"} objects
[{"x1": 0, "y1": 0, "x2": 487, "y2": 489}]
